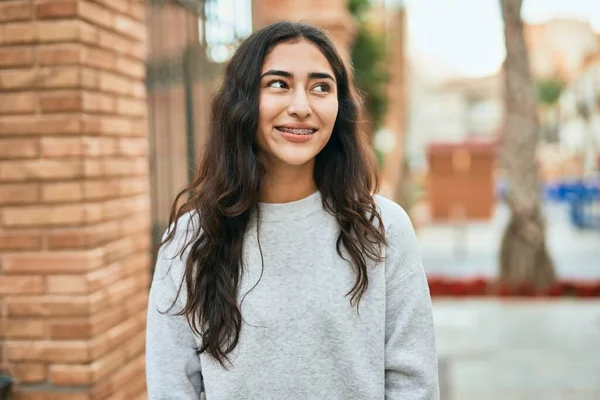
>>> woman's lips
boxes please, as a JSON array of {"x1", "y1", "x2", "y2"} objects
[
  {"x1": 275, "y1": 126, "x2": 317, "y2": 143},
  {"x1": 275, "y1": 126, "x2": 317, "y2": 135}
]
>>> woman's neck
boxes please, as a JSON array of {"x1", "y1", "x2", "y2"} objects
[{"x1": 259, "y1": 161, "x2": 317, "y2": 204}]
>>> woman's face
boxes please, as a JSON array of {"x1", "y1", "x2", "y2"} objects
[{"x1": 257, "y1": 39, "x2": 339, "y2": 169}]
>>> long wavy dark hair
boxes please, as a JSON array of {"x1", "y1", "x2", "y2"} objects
[{"x1": 162, "y1": 21, "x2": 387, "y2": 367}]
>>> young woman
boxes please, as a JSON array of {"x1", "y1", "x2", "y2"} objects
[{"x1": 146, "y1": 21, "x2": 439, "y2": 399}]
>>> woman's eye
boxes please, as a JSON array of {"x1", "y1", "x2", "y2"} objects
[
  {"x1": 268, "y1": 80, "x2": 288, "y2": 89},
  {"x1": 313, "y1": 83, "x2": 330, "y2": 93}
]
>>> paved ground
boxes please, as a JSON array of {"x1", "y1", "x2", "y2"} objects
[
  {"x1": 417, "y1": 200, "x2": 600, "y2": 399},
  {"x1": 433, "y1": 299, "x2": 600, "y2": 400},
  {"x1": 418, "y1": 201, "x2": 600, "y2": 280}
]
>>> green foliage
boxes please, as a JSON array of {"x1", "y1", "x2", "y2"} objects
[
  {"x1": 348, "y1": 0, "x2": 390, "y2": 129},
  {"x1": 535, "y1": 78, "x2": 565, "y2": 105},
  {"x1": 348, "y1": 0, "x2": 371, "y2": 16}
]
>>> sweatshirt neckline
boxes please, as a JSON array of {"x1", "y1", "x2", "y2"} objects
[{"x1": 257, "y1": 190, "x2": 322, "y2": 222}]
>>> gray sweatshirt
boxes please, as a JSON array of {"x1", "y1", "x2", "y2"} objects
[{"x1": 146, "y1": 191, "x2": 439, "y2": 399}]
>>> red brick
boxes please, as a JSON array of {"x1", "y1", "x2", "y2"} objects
[
  {"x1": 131, "y1": 3, "x2": 145, "y2": 22},
  {"x1": 13, "y1": 391, "x2": 91, "y2": 400},
  {"x1": 39, "y1": 43, "x2": 82, "y2": 65},
  {"x1": 102, "y1": 196, "x2": 148, "y2": 221},
  {"x1": 1, "y1": 249, "x2": 104, "y2": 274},
  {"x1": 83, "y1": 179, "x2": 120, "y2": 200},
  {"x1": 0, "y1": 159, "x2": 82, "y2": 181},
  {"x1": 0, "y1": 276, "x2": 44, "y2": 295},
  {"x1": 78, "y1": 1, "x2": 113, "y2": 30},
  {"x1": 82, "y1": 92, "x2": 115, "y2": 113},
  {"x1": 7, "y1": 295, "x2": 90, "y2": 317},
  {"x1": 2, "y1": 204, "x2": 85, "y2": 227},
  {"x1": 98, "y1": 71, "x2": 133, "y2": 95},
  {"x1": 113, "y1": 14, "x2": 145, "y2": 41},
  {"x1": 0, "y1": 22, "x2": 35, "y2": 45},
  {"x1": 0, "y1": 230, "x2": 42, "y2": 251},
  {"x1": 83, "y1": 202, "x2": 106, "y2": 223},
  {"x1": 47, "y1": 274, "x2": 89, "y2": 294},
  {"x1": 86, "y1": 261, "x2": 124, "y2": 292},
  {"x1": 12, "y1": 363, "x2": 46, "y2": 383},
  {"x1": 36, "y1": 20, "x2": 80, "y2": 43},
  {"x1": 0, "y1": 68, "x2": 36, "y2": 90},
  {"x1": 81, "y1": 67, "x2": 99, "y2": 89},
  {"x1": 103, "y1": 277, "x2": 139, "y2": 306},
  {"x1": 35, "y1": 0, "x2": 78, "y2": 19},
  {"x1": 88, "y1": 290, "x2": 111, "y2": 315},
  {"x1": 6, "y1": 340, "x2": 91, "y2": 363},
  {"x1": 0, "y1": 138, "x2": 39, "y2": 159},
  {"x1": 41, "y1": 137, "x2": 82, "y2": 157},
  {"x1": 103, "y1": 236, "x2": 136, "y2": 263},
  {"x1": 124, "y1": 293, "x2": 148, "y2": 320},
  {"x1": 46, "y1": 227, "x2": 87, "y2": 249},
  {"x1": 42, "y1": 181, "x2": 83, "y2": 202},
  {"x1": 116, "y1": 97, "x2": 146, "y2": 117},
  {"x1": 82, "y1": 47, "x2": 116, "y2": 70},
  {"x1": 120, "y1": 213, "x2": 150, "y2": 236},
  {"x1": 0, "y1": 92, "x2": 36, "y2": 114},
  {"x1": 93, "y1": 0, "x2": 128, "y2": 14},
  {"x1": 106, "y1": 356, "x2": 145, "y2": 398},
  {"x1": 132, "y1": 80, "x2": 146, "y2": 98},
  {"x1": 92, "y1": 347, "x2": 127, "y2": 382},
  {"x1": 0, "y1": 180, "x2": 38, "y2": 203},
  {"x1": 78, "y1": 20, "x2": 100, "y2": 44},
  {"x1": 49, "y1": 318, "x2": 91, "y2": 340},
  {"x1": 81, "y1": 137, "x2": 116, "y2": 157},
  {"x1": 99, "y1": 29, "x2": 144, "y2": 60},
  {"x1": 119, "y1": 177, "x2": 149, "y2": 196},
  {"x1": 0, "y1": 1, "x2": 32, "y2": 22},
  {"x1": 0, "y1": 319, "x2": 46, "y2": 339},
  {"x1": 82, "y1": 115, "x2": 138, "y2": 136},
  {"x1": 86, "y1": 220, "x2": 121, "y2": 246},
  {"x1": 103, "y1": 158, "x2": 146, "y2": 176},
  {"x1": 50, "y1": 363, "x2": 93, "y2": 386},
  {"x1": 89, "y1": 306, "x2": 128, "y2": 345},
  {"x1": 0, "y1": 114, "x2": 81, "y2": 136},
  {"x1": 38, "y1": 66, "x2": 81, "y2": 88},
  {"x1": 40, "y1": 91, "x2": 83, "y2": 113},
  {"x1": 83, "y1": 159, "x2": 102, "y2": 178},
  {"x1": 115, "y1": 56, "x2": 145, "y2": 79},
  {"x1": 121, "y1": 329, "x2": 145, "y2": 360},
  {"x1": 0, "y1": 46, "x2": 34, "y2": 68}
]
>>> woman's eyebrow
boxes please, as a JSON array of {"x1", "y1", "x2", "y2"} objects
[
  {"x1": 260, "y1": 69, "x2": 336, "y2": 83},
  {"x1": 308, "y1": 72, "x2": 336, "y2": 83},
  {"x1": 260, "y1": 69, "x2": 292, "y2": 79}
]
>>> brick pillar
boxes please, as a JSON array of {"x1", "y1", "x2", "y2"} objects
[
  {"x1": 0, "y1": 1, "x2": 150, "y2": 399},
  {"x1": 252, "y1": 0, "x2": 356, "y2": 57}
]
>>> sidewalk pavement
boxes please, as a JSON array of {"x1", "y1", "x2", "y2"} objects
[{"x1": 434, "y1": 299, "x2": 600, "y2": 400}]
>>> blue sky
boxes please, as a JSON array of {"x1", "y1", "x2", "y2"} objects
[{"x1": 405, "y1": 0, "x2": 600, "y2": 77}]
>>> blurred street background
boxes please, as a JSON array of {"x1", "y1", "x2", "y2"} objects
[{"x1": 0, "y1": 0, "x2": 599, "y2": 399}]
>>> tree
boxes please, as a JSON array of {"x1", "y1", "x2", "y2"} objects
[
  {"x1": 536, "y1": 77, "x2": 565, "y2": 142},
  {"x1": 348, "y1": 0, "x2": 390, "y2": 167},
  {"x1": 499, "y1": 0, "x2": 556, "y2": 289}
]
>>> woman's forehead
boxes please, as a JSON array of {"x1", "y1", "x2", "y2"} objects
[{"x1": 261, "y1": 40, "x2": 334, "y2": 77}]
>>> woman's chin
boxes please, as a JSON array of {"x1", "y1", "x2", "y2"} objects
[{"x1": 270, "y1": 151, "x2": 317, "y2": 168}]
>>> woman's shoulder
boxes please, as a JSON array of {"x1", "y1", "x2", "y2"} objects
[
  {"x1": 153, "y1": 211, "x2": 201, "y2": 295},
  {"x1": 158, "y1": 211, "x2": 200, "y2": 260},
  {"x1": 372, "y1": 194, "x2": 415, "y2": 234}
]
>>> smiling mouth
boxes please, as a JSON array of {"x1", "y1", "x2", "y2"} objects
[{"x1": 275, "y1": 126, "x2": 317, "y2": 135}]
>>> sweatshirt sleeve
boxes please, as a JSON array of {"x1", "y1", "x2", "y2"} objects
[
  {"x1": 384, "y1": 205, "x2": 440, "y2": 399},
  {"x1": 146, "y1": 235, "x2": 203, "y2": 399}
]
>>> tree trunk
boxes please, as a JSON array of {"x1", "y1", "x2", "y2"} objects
[{"x1": 499, "y1": 0, "x2": 556, "y2": 289}]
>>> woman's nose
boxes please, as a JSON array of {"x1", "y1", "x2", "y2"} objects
[{"x1": 287, "y1": 90, "x2": 312, "y2": 118}]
